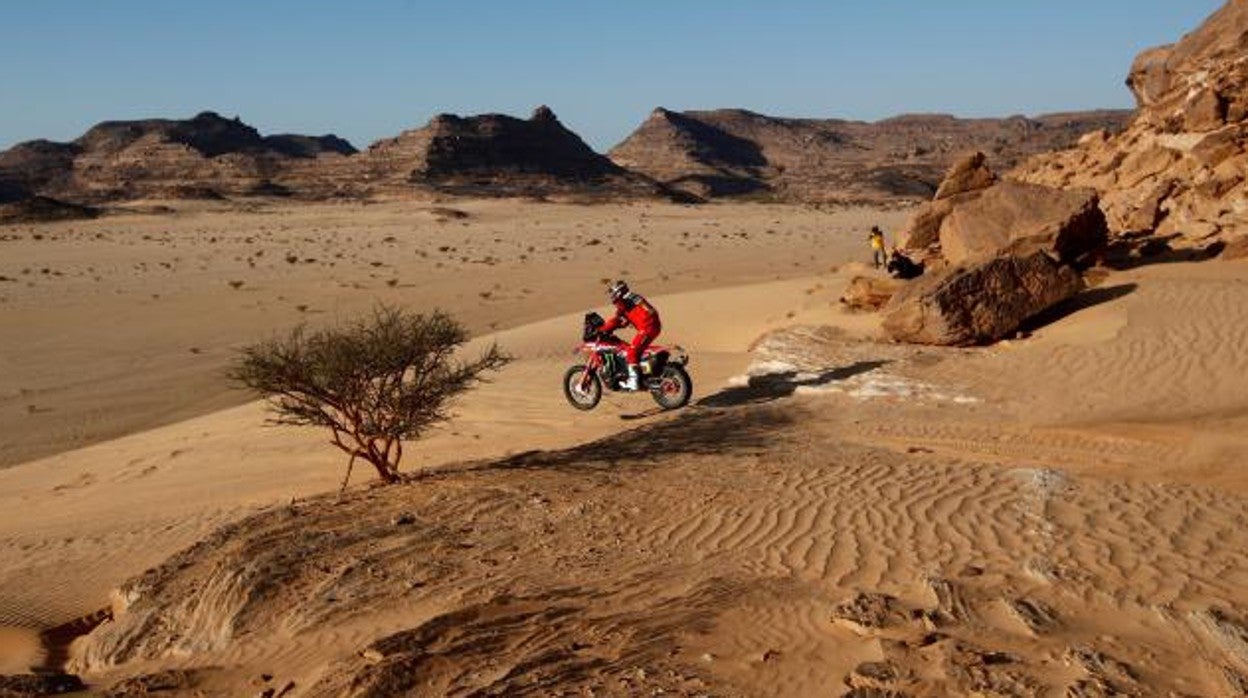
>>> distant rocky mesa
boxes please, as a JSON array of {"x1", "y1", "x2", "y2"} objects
[
  {"x1": 1012, "y1": 0, "x2": 1248, "y2": 250},
  {"x1": 346, "y1": 105, "x2": 663, "y2": 199},
  {"x1": 0, "y1": 107, "x2": 665, "y2": 216},
  {"x1": 609, "y1": 107, "x2": 1132, "y2": 203},
  {"x1": 0, "y1": 111, "x2": 358, "y2": 212}
]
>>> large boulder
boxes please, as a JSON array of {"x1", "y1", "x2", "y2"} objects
[
  {"x1": 881, "y1": 249, "x2": 1083, "y2": 346},
  {"x1": 938, "y1": 182, "x2": 1108, "y2": 265}
]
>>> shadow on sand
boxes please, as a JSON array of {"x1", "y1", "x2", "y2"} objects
[
  {"x1": 695, "y1": 360, "x2": 890, "y2": 409},
  {"x1": 430, "y1": 360, "x2": 890, "y2": 478},
  {"x1": 1021, "y1": 283, "x2": 1138, "y2": 332},
  {"x1": 473, "y1": 405, "x2": 796, "y2": 474},
  {"x1": 1102, "y1": 234, "x2": 1225, "y2": 270}
]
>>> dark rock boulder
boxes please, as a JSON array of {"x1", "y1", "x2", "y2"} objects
[
  {"x1": 938, "y1": 182, "x2": 1108, "y2": 265},
  {"x1": 882, "y1": 249, "x2": 1083, "y2": 345},
  {"x1": 0, "y1": 672, "x2": 85, "y2": 696}
]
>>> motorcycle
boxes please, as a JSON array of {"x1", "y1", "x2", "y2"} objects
[{"x1": 563, "y1": 312, "x2": 693, "y2": 411}]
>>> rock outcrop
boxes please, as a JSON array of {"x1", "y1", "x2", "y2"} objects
[
  {"x1": 610, "y1": 108, "x2": 1132, "y2": 203},
  {"x1": 1013, "y1": 0, "x2": 1248, "y2": 247},
  {"x1": 882, "y1": 249, "x2": 1083, "y2": 345}
]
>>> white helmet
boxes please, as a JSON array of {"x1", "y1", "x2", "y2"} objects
[{"x1": 608, "y1": 279, "x2": 629, "y2": 302}]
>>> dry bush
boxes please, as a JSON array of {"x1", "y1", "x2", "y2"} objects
[{"x1": 231, "y1": 306, "x2": 509, "y2": 484}]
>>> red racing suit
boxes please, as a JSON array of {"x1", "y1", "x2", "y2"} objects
[{"x1": 601, "y1": 291, "x2": 661, "y2": 365}]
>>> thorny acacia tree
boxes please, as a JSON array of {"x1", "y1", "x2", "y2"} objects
[{"x1": 231, "y1": 306, "x2": 509, "y2": 485}]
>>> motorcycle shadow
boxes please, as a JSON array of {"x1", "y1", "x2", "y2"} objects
[
  {"x1": 619, "y1": 407, "x2": 664, "y2": 421},
  {"x1": 696, "y1": 360, "x2": 890, "y2": 409},
  {"x1": 483, "y1": 406, "x2": 796, "y2": 474}
]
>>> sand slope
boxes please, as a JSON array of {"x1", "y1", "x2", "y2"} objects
[{"x1": 2, "y1": 199, "x2": 1247, "y2": 695}]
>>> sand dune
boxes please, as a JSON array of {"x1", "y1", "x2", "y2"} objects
[
  {"x1": 2, "y1": 198, "x2": 1247, "y2": 695},
  {"x1": 0, "y1": 199, "x2": 906, "y2": 468}
]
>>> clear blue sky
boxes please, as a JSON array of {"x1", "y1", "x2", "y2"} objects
[{"x1": 0, "y1": 1, "x2": 1224, "y2": 152}]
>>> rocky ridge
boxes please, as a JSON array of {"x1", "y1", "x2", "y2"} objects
[
  {"x1": 345, "y1": 105, "x2": 664, "y2": 199},
  {"x1": 0, "y1": 111, "x2": 357, "y2": 206},
  {"x1": 609, "y1": 107, "x2": 1133, "y2": 202},
  {"x1": 1012, "y1": 0, "x2": 1248, "y2": 250},
  {"x1": 0, "y1": 107, "x2": 669, "y2": 210}
]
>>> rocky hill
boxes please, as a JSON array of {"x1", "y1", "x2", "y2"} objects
[
  {"x1": 609, "y1": 108, "x2": 1133, "y2": 202},
  {"x1": 1012, "y1": 0, "x2": 1247, "y2": 249},
  {"x1": 0, "y1": 111, "x2": 357, "y2": 206},
  {"x1": 346, "y1": 105, "x2": 664, "y2": 199},
  {"x1": 0, "y1": 107, "x2": 670, "y2": 208}
]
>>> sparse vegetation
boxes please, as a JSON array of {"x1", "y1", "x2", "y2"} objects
[{"x1": 231, "y1": 306, "x2": 509, "y2": 485}]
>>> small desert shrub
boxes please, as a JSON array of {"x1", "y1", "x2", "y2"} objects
[{"x1": 231, "y1": 306, "x2": 509, "y2": 484}]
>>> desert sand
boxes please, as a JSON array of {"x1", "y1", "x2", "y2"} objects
[{"x1": 2, "y1": 198, "x2": 1247, "y2": 695}]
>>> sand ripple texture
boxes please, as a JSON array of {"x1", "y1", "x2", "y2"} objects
[
  {"x1": 963, "y1": 268, "x2": 1248, "y2": 424},
  {"x1": 76, "y1": 400, "x2": 1248, "y2": 696}
]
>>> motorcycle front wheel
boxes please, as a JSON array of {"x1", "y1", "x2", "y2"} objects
[
  {"x1": 563, "y1": 365, "x2": 602, "y2": 410},
  {"x1": 650, "y1": 364, "x2": 692, "y2": 410}
]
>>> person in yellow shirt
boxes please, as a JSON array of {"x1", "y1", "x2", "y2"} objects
[{"x1": 868, "y1": 226, "x2": 887, "y2": 268}]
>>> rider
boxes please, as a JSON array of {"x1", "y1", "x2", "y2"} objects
[{"x1": 600, "y1": 280, "x2": 661, "y2": 391}]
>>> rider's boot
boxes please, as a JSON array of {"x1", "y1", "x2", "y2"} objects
[{"x1": 622, "y1": 364, "x2": 641, "y2": 391}]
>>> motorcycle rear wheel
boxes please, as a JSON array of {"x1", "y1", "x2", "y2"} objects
[
  {"x1": 650, "y1": 364, "x2": 692, "y2": 410},
  {"x1": 563, "y1": 365, "x2": 602, "y2": 410}
]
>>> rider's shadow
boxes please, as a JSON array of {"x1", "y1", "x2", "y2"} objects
[{"x1": 695, "y1": 360, "x2": 890, "y2": 408}]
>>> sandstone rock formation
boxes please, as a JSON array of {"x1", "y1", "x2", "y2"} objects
[
  {"x1": 897, "y1": 151, "x2": 998, "y2": 251},
  {"x1": 610, "y1": 108, "x2": 1131, "y2": 203},
  {"x1": 938, "y1": 182, "x2": 1107, "y2": 265},
  {"x1": 1013, "y1": 0, "x2": 1248, "y2": 247},
  {"x1": 882, "y1": 249, "x2": 1083, "y2": 345},
  {"x1": 883, "y1": 160, "x2": 1107, "y2": 345}
]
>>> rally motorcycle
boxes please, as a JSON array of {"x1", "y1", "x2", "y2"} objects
[{"x1": 563, "y1": 312, "x2": 692, "y2": 411}]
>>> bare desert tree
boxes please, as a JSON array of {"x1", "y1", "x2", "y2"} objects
[{"x1": 231, "y1": 306, "x2": 509, "y2": 485}]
